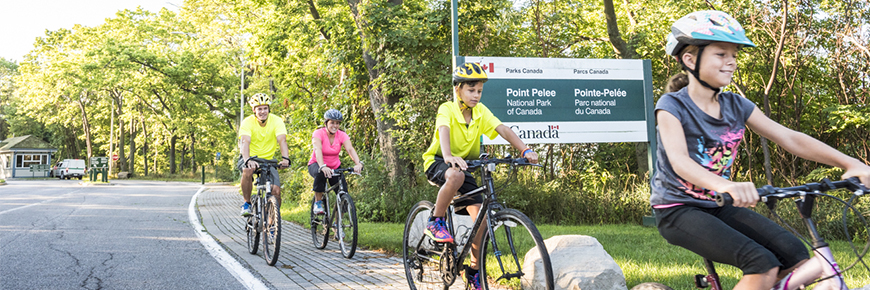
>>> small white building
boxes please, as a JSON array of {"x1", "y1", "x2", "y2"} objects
[{"x1": 0, "y1": 135, "x2": 58, "y2": 178}]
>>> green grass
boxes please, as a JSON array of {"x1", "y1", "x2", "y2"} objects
[{"x1": 280, "y1": 198, "x2": 869, "y2": 289}]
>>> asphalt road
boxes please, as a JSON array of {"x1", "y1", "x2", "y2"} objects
[{"x1": 0, "y1": 179, "x2": 243, "y2": 289}]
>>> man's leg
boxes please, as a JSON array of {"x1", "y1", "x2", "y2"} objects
[{"x1": 241, "y1": 168, "x2": 254, "y2": 203}]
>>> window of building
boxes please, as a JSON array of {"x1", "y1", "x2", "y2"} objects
[{"x1": 15, "y1": 154, "x2": 47, "y2": 168}]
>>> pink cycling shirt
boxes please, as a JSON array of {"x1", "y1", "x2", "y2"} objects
[{"x1": 307, "y1": 127, "x2": 350, "y2": 169}]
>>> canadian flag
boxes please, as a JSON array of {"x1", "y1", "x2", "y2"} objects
[{"x1": 480, "y1": 63, "x2": 494, "y2": 73}]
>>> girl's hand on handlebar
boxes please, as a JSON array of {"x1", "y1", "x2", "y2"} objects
[
  {"x1": 721, "y1": 181, "x2": 758, "y2": 208},
  {"x1": 353, "y1": 163, "x2": 363, "y2": 174},
  {"x1": 841, "y1": 163, "x2": 870, "y2": 189},
  {"x1": 444, "y1": 156, "x2": 467, "y2": 171}
]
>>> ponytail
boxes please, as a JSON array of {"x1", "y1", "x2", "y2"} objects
[{"x1": 665, "y1": 72, "x2": 689, "y2": 93}]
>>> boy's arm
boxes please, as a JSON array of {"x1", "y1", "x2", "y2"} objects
[
  {"x1": 495, "y1": 125, "x2": 538, "y2": 164},
  {"x1": 439, "y1": 125, "x2": 468, "y2": 170}
]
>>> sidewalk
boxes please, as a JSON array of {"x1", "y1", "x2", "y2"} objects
[{"x1": 196, "y1": 185, "x2": 409, "y2": 290}]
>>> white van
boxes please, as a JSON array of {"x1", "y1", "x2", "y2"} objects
[{"x1": 54, "y1": 159, "x2": 87, "y2": 180}]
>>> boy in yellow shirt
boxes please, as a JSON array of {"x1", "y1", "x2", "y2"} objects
[{"x1": 421, "y1": 62, "x2": 539, "y2": 290}]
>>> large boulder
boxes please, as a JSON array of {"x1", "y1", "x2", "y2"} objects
[
  {"x1": 117, "y1": 172, "x2": 130, "y2": 179},
  {"x1": 852, "y1": 285, "x2": 870, "y2": 290},
  {"x1": 523, "y1": 235, "x2": 628, "y2": 290}
]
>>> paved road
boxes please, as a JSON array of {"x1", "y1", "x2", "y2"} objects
[{"x1": 0, "y1": 179, "x2": 243, "y2": 289}]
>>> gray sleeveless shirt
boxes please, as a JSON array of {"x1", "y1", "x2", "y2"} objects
[{"x1": 650, "y1": 88, "x2": 757, "y2": 208}]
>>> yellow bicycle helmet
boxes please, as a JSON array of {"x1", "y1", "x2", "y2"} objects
[
  {"x1": 248, "y1": 93, "x2": 272, "y2": 108},
  {"x1": 453, "y1": 62, "x2": 488, "y2": 86}
]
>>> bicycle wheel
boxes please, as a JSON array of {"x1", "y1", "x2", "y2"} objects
[
  {"x1": 480, "y1": 208, "x2": 553, "y2": 290},
  {"x1": 403, "y1": 200, "x2": 448, "y2": 290},
  {"x1": 336, "y1": 192, "x2": 358, "y2": 259},
  {"x1": 246, "y1": 197, "x2": 260, "y2": 255},
  {"x1": 310, "y1": 195, "x2": 330, "y2": 249},
  {"x1": 262, "y1": 195, "x2": 282, "y2": 266}
]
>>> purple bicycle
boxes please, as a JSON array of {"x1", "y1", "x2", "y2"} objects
[{"x1": 700, "y1": 177, "x2": 869, "y2": 290}]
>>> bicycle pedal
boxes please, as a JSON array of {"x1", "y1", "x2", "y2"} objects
[{"x1": 694, "y1": 274, "x2": 709, "y2": 288}]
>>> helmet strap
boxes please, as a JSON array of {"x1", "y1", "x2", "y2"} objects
[{"x1": 681, "y1": 45, "x2": 721, "y2": 98}]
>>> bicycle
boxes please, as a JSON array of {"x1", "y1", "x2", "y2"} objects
[
  {"x1": 692, "y1": 177, "x2": 870, "y2": 290},
  {"x1": 310, "y1": 167, "x2": 359, "y2": 259},
  {"x1": 402, "y1": 153, "x2": 555, "y2": 290},
  {"x1": 244, "y1": 156, "x2": 284, "y2": 266}
]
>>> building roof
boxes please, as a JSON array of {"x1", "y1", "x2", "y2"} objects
[{"x1": 0, "y1": 135, "x2": 57, "y2": 152}]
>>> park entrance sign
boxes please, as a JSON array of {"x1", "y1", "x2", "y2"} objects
[{"x1": 460, "y1": 56, "x2": 655, "y2": 145}]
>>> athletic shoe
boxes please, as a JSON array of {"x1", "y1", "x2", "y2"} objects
[
  {"x1": 313, "y1": 200, "x2": 325, "y2": 215},
  {"x1": 424, "y1": 217, "x2": 454, "y2": 243},
  {"x1": 240, "y1": 202, "x2": 252, "y2": 217},
  {"x1": 466, "y1": 269, "x2": 481, "y2": 290}
]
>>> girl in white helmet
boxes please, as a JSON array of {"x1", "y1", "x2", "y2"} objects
[{"x1": 652, "y1": 10, "x2": 870, "y2": 289}]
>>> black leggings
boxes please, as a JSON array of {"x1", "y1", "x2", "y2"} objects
[{"x1": 655, "y1": 205, "x2": 809, "y2": 275}]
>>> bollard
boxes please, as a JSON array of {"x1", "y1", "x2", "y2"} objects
[{"x1": 201, "y1": 166, "x2": 205, "y2": 184}]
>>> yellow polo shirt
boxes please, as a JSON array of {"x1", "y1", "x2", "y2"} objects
[
  {"x1": 422, "y1": 101, "x2": 502, "y2": 169},
  {"x1": 238, "y1": 114, "x2": 287, "y2": 160}
]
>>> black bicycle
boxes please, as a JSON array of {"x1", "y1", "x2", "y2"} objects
[
  {"x1": 310, "y1": 167, "x2": 359, "y2": 259},
  {"x1": 403, "y1": 154, "x2": 554, "y2": 290},
  {"x1": 244, "y1": 156, "x2": 284, "y2": 266}
]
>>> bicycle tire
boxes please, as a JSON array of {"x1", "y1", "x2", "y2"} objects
[
  {"x1": 403, "y1": 200, "x2": 449, "y2": 290},
  {"x1": 336, "y1": 192, "x2": 358, "y2": 259},
  {"x1": 480, "y1": 208, "x2": 553, "y2": 290},
  {"x1": 310, "y1": 195, "x2": 330, "y2": 249},
  {"x1": 246, "y1": 197, "x2": 260, "y2": 255},
  {"x1": 263, "y1": 195, "x2": 282, "y2": 266}
]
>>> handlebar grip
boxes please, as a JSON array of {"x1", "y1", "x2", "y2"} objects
[{"x1": 715, "y1": 193, "x2": 733, "y2": 207}]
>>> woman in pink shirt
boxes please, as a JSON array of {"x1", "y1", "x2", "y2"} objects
[{"x1": 308, "y1": 109, "x2": 363, "y2": 214}]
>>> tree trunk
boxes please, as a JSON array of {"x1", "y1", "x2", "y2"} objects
[
  {"x1": 191, "y1": 134, "x2": 196, "y2": 174},
  {"x1": 346, "y1": 0, "x2": 411, "y2": 179},
  {"x1": 76, "y1": 93, "x2": 93, "y2": 158},
  {"x1": 170, "y1": 134, "x2": 177, "y2": 174},
  {"x1": 603, "y1": 0, "x2": 648, "y2": 176},
  {"x1": 129, "y1": 118, "x2": 136, "y2": 176},
  {"x1": 760, "y1": 0, "x2": 789, "y2": 185},
  {"x1": 141, "y1": 106, "x2": 149, "y2": 176}
]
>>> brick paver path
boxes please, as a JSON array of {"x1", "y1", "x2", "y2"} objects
[{"x1": 196, "y1": 185, "x2": 465, "y2": 290}]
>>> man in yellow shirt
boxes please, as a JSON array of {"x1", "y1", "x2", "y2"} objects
[
  {"x1": 421, "y1": 62, "x2": 539, "y2": 290},
  {"x1": 238, "y1": 93, "x2": 290, "y2": 216}
]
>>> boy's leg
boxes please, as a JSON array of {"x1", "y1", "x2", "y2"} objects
[
  {"x1": 464, "y1": 203, "x2": 485, "y2": 270},
  {"x1": 433, "y1": 167, "x2": 464, "y2": 216}
]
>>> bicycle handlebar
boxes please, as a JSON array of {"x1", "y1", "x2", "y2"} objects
[
  {"x1": 464, "y1": 157, "x2": 542, "y2": 170},
  {"x1": 715, "y1": 177, "x2": 868, "y2": 207},
  {"x1": 332, "y1": 167, "x2": 357, "y2": 175},
  {"x1": 245, "y1": 156, "x2": 289, "y2": 169}
]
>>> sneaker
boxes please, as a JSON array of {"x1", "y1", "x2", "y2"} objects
[
  {"x1": 312, "y1": 200, "x2": 325, "y2": 215},
  {"x1": 424, "y1": 217, "x2": 454, "y2": 243},
  {"x1": 240, "y1": 202, "x2": 252, "y2": 217},
  {"x1": 466, "y1": 269, "x2": 482, "y2": 290}
]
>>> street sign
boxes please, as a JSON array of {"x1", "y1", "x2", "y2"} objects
[
  {"x1": 112, "y1": 154, "x2": 119, "y2": 161},
  {"x1": 460, "y1": 56, "x2": 654, "y2": 145}
]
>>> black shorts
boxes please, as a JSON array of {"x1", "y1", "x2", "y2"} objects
[
  {"x1": 236, "y1": 155, "x2": 281, "y2": 186},
  {"x1": 654, "y1": 205, "x2": 809, "y2": 275},
  {"x1": 425, "y1": 157, "x2": 482, "y2": 215},
  {"x1": 308, "y1": 163, "x2": 340, "y2": 193}
]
